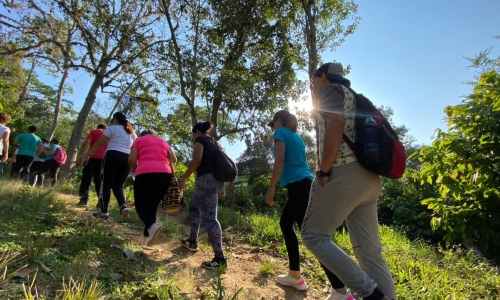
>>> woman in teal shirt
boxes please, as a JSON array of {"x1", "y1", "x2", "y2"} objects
[{"x1": 265, "y1": 110, "x2": 349, "y2": 299}]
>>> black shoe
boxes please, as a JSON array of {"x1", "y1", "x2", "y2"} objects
[
  {"x1": 77, "y1": 200, "x2": 88, "y2": 207},
  {"x1": 201, "y1": 258, "x2": 227, "y2": 270},
  {"x1": 92, "y1": 212, "x2": 109, "y2": 220},
  {"x1": 180, "y1": 239, "x2": 199, "y2": 252}
]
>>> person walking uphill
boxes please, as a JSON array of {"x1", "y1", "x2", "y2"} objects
[
  {"x1": 81, "y1": 112, "x2": 137, "y2": 221},
  {"x1": 35, "y1": 138, "x2": 63, "y2": 187},
  {"x1": 12, "y1": 125, "x2": 42, "y2": 181},
  {"x1": 179, "y1": 121, "x2": 227, "y2": 270},
  {"x1": 128, "y1": 130, "x2": 177, "y2": 248},
  {"x1": 301, "y1": 62, "x2": 397, "y2": 300},
  {"x1": 0, "y1": 113, "x2": 11, "y2": 179},
  {"x1": 265, "y1": 110, "x2": 353, "y2": 300},
  {"x1": 76, "y1": 124, "x2": 108, "y2": 207}
]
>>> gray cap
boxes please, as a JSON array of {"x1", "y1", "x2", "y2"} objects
[{"x1": 314, "y1": 62, "x2": 345, "y2": 77}]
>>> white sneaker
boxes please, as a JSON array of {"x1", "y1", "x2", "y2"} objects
[
  {"x1": 276, "y1": 274, "x2": 308, "y2": 291},
  {"x1": 326, "y1": 288, "x2": 354, "y2": 300},
  {"x1": 146, "y1": 223, "x2": 161, "y2": 246}
]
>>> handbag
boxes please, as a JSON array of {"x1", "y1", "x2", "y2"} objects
[{"x1": 161, "y1": 174, "x2": 186, "y2": 214}]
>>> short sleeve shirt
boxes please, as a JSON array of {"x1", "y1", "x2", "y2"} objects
[
  {"x1": 103, "y1": 125, "x2": 137, "y2": 154},
  {"x1": 15, "y1": 133, "x2": 42, "y2": 157},
  {"x1": 131, "y1": 135, "x2": 172, "y2": 176},
  {"x1": 87, "y1": 129, "x2": 107, "y2": 158},
  {"x1": 273, "y1": 127, "x2": 314, "y2": 187},
  {"x1": 195, "y1": 136, "x2": 219, "y2": 177},
  {"x1": 318, "y1": 83, "x2": 357, "y2": 167},
  {"x1": 45, "y1": 144, "x2": 58, "y2": 160},
  {"x1": 0, "y1": 124, "x2": 10, "y2": 154}
]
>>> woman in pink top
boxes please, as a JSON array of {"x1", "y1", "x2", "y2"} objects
[{"x1": 128, "y1": 129, "x2": 177, "y2": 247}]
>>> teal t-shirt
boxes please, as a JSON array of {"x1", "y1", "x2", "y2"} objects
[
  {"x1": 15, "y1": 133, "x2": 42, "y2": 157},
  {"x1": 45, "y1": 144, "x2": 58, "y2": 160},
  {"x1": 273, "y1": 127, "x2": 314, "y2": 187}
]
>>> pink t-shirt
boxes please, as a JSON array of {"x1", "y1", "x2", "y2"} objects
[
  {"x1": 87, "y1": 129, "x2": 107, "y2": 159},
  {"x1": 131, "y1": 135, "x2": 172, "y2": 176}
]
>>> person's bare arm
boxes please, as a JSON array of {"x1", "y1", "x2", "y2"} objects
[
  {"x1": 265, "y1": 140, "x2": 285, "y2": 206},
  {"x1": 1, "y1": 131, "x2": 9, "y2": 162},
  {"x1": 128, "y1": 147, "x2": 138, "y2": 172},
  {"x1": 179, "y1": 143, "x2": 203, "y2": 190}
]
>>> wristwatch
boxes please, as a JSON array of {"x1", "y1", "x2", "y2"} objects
[{"x1": 316, "y1": 169, "x2": 331, "y2": 178}]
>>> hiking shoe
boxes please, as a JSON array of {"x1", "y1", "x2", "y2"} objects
[
  {"x1": 180, "y1": 239, "x2": 199, "y2": 252},
  {"x1": 76, "y1": 200, "x2": 88, "y2": 207},
  {"x1": 277, "y1": 274, "x2": 308, "y2": 291},
  {"x1": 146, "y1": 223, "x2": 161, "y2": 246},
  {"x1": 201, "y1": 258, "x2": 227, "y2": 270},
  {"x1": 120, "y1": 207, "x2": 129, "y2": 221},
  {"x1": 92, "y1": 212, "x2": 109, "y2": 220},
  {"x1": 326, "y1": 288, "x2": 354, "y2": 300}
]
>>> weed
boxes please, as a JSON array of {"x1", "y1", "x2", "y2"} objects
[
  {"x1": 55, "y1": 277, "x2": 103, "y2": 300},
  {"x1": 212, "y1": 263, "x2": 242, "y2": 300},
  {"x1": 259, "y1": 261, "x2": 278, "y2": 277}
]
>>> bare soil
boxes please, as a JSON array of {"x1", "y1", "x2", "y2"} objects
[{"x1": 67, "y1": 198, "x2": 329, "y2": 300}]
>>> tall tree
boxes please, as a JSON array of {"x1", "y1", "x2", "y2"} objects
[
  {"x1": 51, "y1": 0, "x2": 168, "y2": 176},
  {"x1": 158, "y1": 0, "x2": 298, "y2": 142}
]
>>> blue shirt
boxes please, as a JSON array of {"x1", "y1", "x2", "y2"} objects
[
  {"x1": 45, "y1": 144, "x2": 58, "y2": 160},
  {"x1": 273, "y1": 127, "x2": 314, "y2": 187}
]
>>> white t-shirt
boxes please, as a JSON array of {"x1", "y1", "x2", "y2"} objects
[
  {"x1": 0, "y1": 124, "x2": 11, "y2": 154},
  {"x1": 103, "y1": 125, "x2": 136, "y2": 154}
]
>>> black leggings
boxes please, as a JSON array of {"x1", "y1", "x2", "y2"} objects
[
  {"x1": 99, "y1": 150, "x2": 130, "y2": 214},
  {"x1": 35, "y1": 159, "x2": 61, "y2": 187},
  {"x1": 12, "y1": 155, "x2": 34, "y2": 180},
  {"x1": 134, "y1": 173, "x2": 172, "y2": 236},
  {"x1": 281, "y1": 177, "x2": 345, "y2": 289},
  {"x1": 79, "y1": 158, "x2": 103, "y2": 201}
]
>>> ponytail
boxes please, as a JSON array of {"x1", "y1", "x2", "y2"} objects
[
  {"x1": 113, "y1": 111, "x2": 135, "y2": 135},
  {"x1": 192, "y1": 121, "x2": 212, "y2": 134}
]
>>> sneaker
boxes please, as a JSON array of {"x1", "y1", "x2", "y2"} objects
[
  {"x1": 201, "y1": 258, "x2": 227, "y2": 270},
  {"x1": 120, "y1": 207, "x2": 129, "y2": 221},
  {"x1": 326, "y1": 288, "x2": 354, "y2": 300},
  {"x1": 180, "y1": 239, "x2": 199, "y2": 252},
  {"x1": 146, "y1": 223, "x2": 161, "y2": 246},
  {"x1": 76, "y1": 200, "x2": 88, "y2": 207},
  {"x1": 92, "y1": 212, "x2": 109, "y2": 220},
  {"x1": 277, "y1": 274, "x2": 308, "y2": 291}
]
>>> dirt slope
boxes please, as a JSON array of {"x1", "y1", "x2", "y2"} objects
[{"x1": 68, "y1": 199, "x2": 328, "y2": 300}]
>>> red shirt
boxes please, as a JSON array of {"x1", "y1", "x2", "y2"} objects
[{"x1": 87, "y1": 129, "x2": 107, "y2": 158}]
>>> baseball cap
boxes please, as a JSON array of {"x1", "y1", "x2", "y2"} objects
[
  {"x1": 268, "y1": 110, "x2": 292, "y2": 127},
  {"x1": 314, "y1": 62, "x2": 345, "y2": 78}
]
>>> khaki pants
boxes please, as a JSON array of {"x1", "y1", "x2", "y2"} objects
[{"x1": 301, "y1": 162, "x2": 397, "y2": 299}]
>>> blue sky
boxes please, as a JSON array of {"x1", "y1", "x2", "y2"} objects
[{"x1": 22, "y1": 0, "x2": 500, "y2": 160}]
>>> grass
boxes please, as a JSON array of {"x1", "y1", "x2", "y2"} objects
[{"x1": 1, "y1": 182, "x2": 500, "y2": 299}]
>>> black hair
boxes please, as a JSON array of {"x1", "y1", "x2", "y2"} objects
[
  {"x1": 28, "y1": 125, "x2": 37, "y2": 133},
  {"x1": 97, "y1": 124, "x2": 107, "y2": 129},
  {"x1": 140, "y1": 129, "x2": 157, "y2": 137},
  {"x1": 50, "y1": 138, "x2": 59, "y2": 145},
  {"x1": 113, "y1": 112, "x2": 134, "y2": 135},
  {"x1": 192, "y1": 121, "x2": 212, "y2": 134}
]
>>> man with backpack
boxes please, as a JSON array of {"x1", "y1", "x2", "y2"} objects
[
  {"x1": 35, "y1": 138, "x2": 65, "y2": 187},
  {"x1": 301, "y1": 62, "x2": 397, "y2": 300}
]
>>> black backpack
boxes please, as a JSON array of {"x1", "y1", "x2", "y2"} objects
[
  {"x1": 211, "y1": 140, "x2": 238, "y2": 182},
  {"x1": 339, "y1": 85, "x2": 406, "y2": 179}
]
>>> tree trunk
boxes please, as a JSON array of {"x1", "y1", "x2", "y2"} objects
[
  {"x1": 18, "y1": 58, "x2": 37, "y2": 105},
  {"x1": 61, "y1": 72, "x2": 105, "y2": 178},
  {"x1": 47, "y1": 66, "x2": 69, "y2": 140},
  {"x1": 301, "y1": 0, "x2": 320, "y2": 164}
]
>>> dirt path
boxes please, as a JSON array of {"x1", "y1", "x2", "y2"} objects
[{"x1": 61, "y1": 195, "x2": 328, "y2": 300}]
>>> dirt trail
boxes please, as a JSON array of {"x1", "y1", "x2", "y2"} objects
[{"x1": 62, "y1": 195, "x2": 328, "y2": 300}]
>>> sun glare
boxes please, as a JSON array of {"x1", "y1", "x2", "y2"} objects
[{"x1": 289, "y1": 92, "x2": 313, "y2": 113}]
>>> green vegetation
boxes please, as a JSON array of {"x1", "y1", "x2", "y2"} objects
[{"x1": 1, "y1": 183, "x2": 499, "y2": 299}]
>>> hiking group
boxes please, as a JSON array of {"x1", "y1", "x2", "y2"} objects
[{"x1": 0, "y1": 62, "x2": 401, "y2": 300}]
